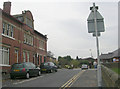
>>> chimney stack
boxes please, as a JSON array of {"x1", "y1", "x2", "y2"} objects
[{"x1": 3, "y1": 1, "x2": 11, "y2": 14}]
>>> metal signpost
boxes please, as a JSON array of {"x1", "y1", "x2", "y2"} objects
[{"x1": 87, "y1": 3, "x2": 105, "y2": 88}]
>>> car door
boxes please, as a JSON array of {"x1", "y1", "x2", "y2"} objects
[
  {"x1": 50, "y1": 62, "x2": 55, "y2": 71},
  {"x1": 28, "y1": 63, "x2": 35, "y2": 76},
  {"x1": 31, "y1": 63, "x2": 38, "y2": 76}
]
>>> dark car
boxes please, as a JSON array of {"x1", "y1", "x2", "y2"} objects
[
  {"x1": 10, "y1": 62, "x2": 41, "y2": 79},
  {"x1": 40, "y1": 62, "x2": 57, "y2": 73}
]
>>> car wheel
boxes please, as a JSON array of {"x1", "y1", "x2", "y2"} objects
[
  {"x1": 51, "y1": 69, "x2": 53, "y2": 73},
  {"x1": 55, "y1": 70, "x2": 57, "y2": 72},
  {"x1": 38, "y1": 71, "x2": 41, "y2": 76},
  {"x1": 26, "y1": 73, "x2": 30, "y2": 79},
  {"x1": 49, "y1": 69, "x2": 52, "y2": 73}
]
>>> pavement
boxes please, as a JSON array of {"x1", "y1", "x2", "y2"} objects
[
  {"x1": 2, "y1": 73, "x2": 10, "y2": 80},
  {"x1": 71, "y1": 69, "x2": 98, "y2": 87}
]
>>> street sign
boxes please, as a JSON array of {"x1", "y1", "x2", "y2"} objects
[
  {"x1": 87, "y1": 10, "x2": 105, "y2": 33},
  {"x1": 87, "y1": 3, "x2": 105, "y2": 87}
]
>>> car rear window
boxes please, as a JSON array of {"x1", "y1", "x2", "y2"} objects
[
  {"x1": 11, "y1": 63, "x2": 24, "y2": 69},
  {"x1": 44, "y1": 63, "x2": 48, "y2": 66}
]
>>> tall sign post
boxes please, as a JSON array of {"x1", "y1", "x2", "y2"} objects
[{"x1": 87, "y1": 3, "x2": 105, "y2": 88}]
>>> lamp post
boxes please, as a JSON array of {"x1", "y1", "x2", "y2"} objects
[{"x1": 89, "y1": 49, "x2": 93, "y2": 58}]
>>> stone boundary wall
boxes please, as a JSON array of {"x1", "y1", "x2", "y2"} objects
[
  {"x1": 102, "y1": 63, "x2": 119, "y2": 69},
  {"x1": 101, "y1": 65, "x2": 120, "y2": 88}
]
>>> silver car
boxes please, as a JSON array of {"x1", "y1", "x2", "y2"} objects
[{"x1": 81, "y1": 64, "x2": 88, "y2": 70}]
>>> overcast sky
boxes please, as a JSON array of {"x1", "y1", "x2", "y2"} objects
[{"x1": 0, "y1": 0, "x2": 119, "y2": 59}]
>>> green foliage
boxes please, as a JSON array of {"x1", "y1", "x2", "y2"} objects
[
  {"x1": 76, "y1": 56, "x2": 79, "y2": 60},
  {"x1": 79, "y1": 60, "x2": 89, "y2": 67},
  {"x1": 111, "y1": 68, "x2": 120, "y2": 75},
  {"x1": 80, "y1": 60, "x2": 89, "y2": 64},
  {"x1": 70, "y1": 60, "x2": 80, "y2": 68},
  {"x1": 63, "y1": 55, "x2": 72, "y2": 61},
  {"x1": 58, "y1": 55, "x2": 73, "y2": 68},
  {"x1": 58, "y1": 56, "x2": 93, "y2": 68}
]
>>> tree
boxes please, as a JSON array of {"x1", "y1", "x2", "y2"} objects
[
  {"x1": 58, "y1": 56, "x2": 62, "y2": 61},
  {"x1": 63, "y1": 55, "x2": 72, "y2": 61},
  {"x1": 58, "y1": 55, "x2": 72, "y2": 67},
  {"x1": 47, "y1": 51, "x2": 54, "y2": 57},
  {"x1": 76, "y1": 56, "x2": 79, "y2": 60},
  {"x1": 70, "y1": 60, "x2": 80, "y2": 68}
]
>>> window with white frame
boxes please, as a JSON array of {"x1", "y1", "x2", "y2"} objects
[
  {"x1": 26, "y1": 18, "x2": 33, "y2": 28},
  {"x1": 24, "y1": 32, "x2": 33, "y2": 46},
  {"x1": 2, "y1": 22, "x2": 14, "y2": 38},
  {"x1": 31, "y1": 36, "x2": 33, "y2": 45},
  {"x1": 2, "y1": 47, "x2": 9, "y2": 65},
  {"x1": 10, "y1": 26, "x2": 14, "y2": 37},
  {"x1": 2, "y1": 22, "x2": 6, "y2": 34},
  {"x1": 24, "y1": 33, "x2": 27, "y2": 43},
  {"x1": 7, "y1": 24, "x2": 10, "y2": 36},
  {"x1": 39, "y1": 40, "x2": 45, "y2": 50},
  {"x1": 27, "y1": 52, "x2": 30, "y2": 62}
]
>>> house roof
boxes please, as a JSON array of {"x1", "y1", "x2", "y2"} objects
[
  {"x1": 112, "y1": 48, "x2": 120, "y2": 57},
  {"x1": 99, "y1": 48, "x2": 120, "y2": 59},
  {"x1": 99, "y1": 53, "x2": 113, "y2": 59},
  {"x1": 2, "y1": 9, "x2": 23, "y2": 24},
  {"x1": 2, "y1": 9, "x2": 47, "y2": 40}
]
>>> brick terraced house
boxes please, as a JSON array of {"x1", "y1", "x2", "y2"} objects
[{"x1": 0, "y1": 1, "x2": 48, "y2": 73}]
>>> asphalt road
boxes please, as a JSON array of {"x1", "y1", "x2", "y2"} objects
[{"x1": 2, "y1": 69, "x2": 83, "y2": 88}]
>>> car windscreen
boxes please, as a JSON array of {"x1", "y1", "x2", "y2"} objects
[
  {"x1": 11, "y1": 63, "x2": 24, "y2": 69},
  {"x1": 44, "y1": 63, "x2": 49, "y2": 66}
]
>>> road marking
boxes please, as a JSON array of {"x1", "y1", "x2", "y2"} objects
[
  {"x1": 13, "y1": 76, "x2": 42, "y2": 85},
  {"x1": 60, "y1": 70, "x2": 85, "y2": 89}
]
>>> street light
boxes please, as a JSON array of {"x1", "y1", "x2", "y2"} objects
[{"x1": 89, "y1": 49, "x2": 93, "y2": 58}]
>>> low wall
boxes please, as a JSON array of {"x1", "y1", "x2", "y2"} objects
[
  {"x1": 101, "y1": 65, "x2": 120, "y2": 88},
  {"x1": 102, "y1": 62, "x2": 119, "y2": 69}
]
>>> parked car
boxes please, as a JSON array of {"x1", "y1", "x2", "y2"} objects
[
  {"x1": 40, "y1": 62, "x2": 57, "y2": 73},
  {"x1": 10, "y1": 62, "x2": 41, "y2": 79},
  {"x1": 81, "y1": 64, "x2": 88, "y2": 70},
  {"x1": 65, "y1": 65, "x2": 73, "y2": 69}
]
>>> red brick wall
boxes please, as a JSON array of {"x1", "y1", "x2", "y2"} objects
[{"x1": 2, "y1": 11, "x2": 47, "y2": 73}]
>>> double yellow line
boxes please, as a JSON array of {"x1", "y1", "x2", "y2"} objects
[{"x1": 60, "y1": 70, "x2": 85, "y2": 89}]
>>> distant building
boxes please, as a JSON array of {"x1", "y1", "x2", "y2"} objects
[
  {"x1": 0, "y1": 2, "x2": 48, "y2": 73},
  {"x1": 99, "y1": 48, "x2": 120, "y2": 63},
  {"x1": 82, "y1": 57, "x2": 95, "y2": 61}
]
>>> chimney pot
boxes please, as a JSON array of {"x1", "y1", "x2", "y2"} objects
[{"x1": 3, "y1": 1, "x2": 11, "y2": 14}]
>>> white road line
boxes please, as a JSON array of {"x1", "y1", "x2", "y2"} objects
[{"x1": 13, "y1": 76, "x2": 42, "y2": 85}]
